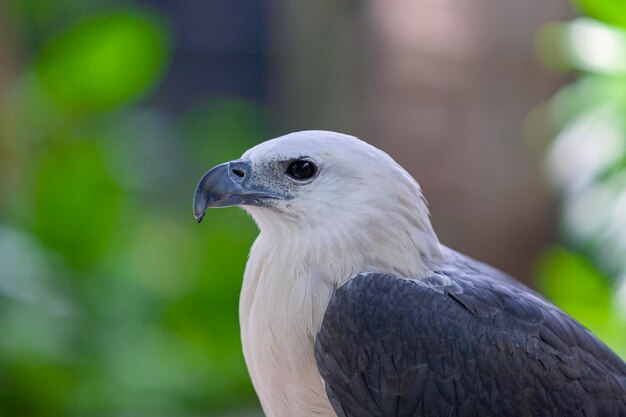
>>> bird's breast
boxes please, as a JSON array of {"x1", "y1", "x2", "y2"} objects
[{"x1": 239, "y1": 242, "x2": 336, "y2": 417}]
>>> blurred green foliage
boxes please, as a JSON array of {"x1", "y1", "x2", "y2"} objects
[
  {"x1": 1, "y1": 0, "x2": 625, "y2": 416},
  {"x1": 0, "y1": 2, "x2": 268, "y2": 416},
  {"x1": 536, "y1": 247, "x2": 626, "y2": 357},
  {"x1": 36, "y1": 11, "x2": 170, "y2": 111},
  {"x1": 534, "y1": 1, "x2": 626, "y2": 358},
  {"x1": 574, "y1": 0, "x2": 626, "y2": 29}
]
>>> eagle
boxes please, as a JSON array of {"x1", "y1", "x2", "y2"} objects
[{"x1": 193, "y1": 130, "x2": 626, "y2": 417}]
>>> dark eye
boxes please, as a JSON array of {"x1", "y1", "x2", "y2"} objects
[{"x1": 286, "y1": 160, "x2": 317, "y2": 180}]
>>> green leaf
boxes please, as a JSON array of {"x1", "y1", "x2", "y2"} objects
[
  {"x1": 574, "y1": 0, "x2": 626, "y2": 29},
  {"x1": 35, "y1": 10, "x2": 170, "y2": 111},
  {"x1": 537, "y1": 19, "x2": 626, "y2": 75}
]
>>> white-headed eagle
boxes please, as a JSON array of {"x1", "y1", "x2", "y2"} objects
[{"x1": 193, "y1": 130, "x2": 626, "y2": 417}]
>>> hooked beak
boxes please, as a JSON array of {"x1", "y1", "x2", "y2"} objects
[{"x1": 193, "y1": 160, "x2": 282, "y2": 223}]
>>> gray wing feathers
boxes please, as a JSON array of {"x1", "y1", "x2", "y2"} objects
[{"x1": 314, "y1": 266, "x2": 626, "y2": 417}]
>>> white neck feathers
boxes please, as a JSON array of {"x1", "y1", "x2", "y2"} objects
[{"x1": 245, "y1": 179, "x2": 443, "y2": 285}]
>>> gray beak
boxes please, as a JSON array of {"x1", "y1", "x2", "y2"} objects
[{"x1": 193, "y1": 160, "x2": 281, "y2": 223}]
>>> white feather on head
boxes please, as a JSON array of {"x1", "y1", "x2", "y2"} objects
[{"x1": 241, "y1": 130, "x2": 443, "y2": 282}]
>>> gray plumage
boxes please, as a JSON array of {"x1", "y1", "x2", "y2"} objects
[{"x1": 315, "y1": 250, "x2": 626, "y2": 417}]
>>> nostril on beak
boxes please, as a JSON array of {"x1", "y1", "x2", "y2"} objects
[{"x1": 229, "y1": 160, "x2": 250, "y2": 180}]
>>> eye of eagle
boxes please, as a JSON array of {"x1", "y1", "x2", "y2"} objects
[{"x1": 286, "y1": 160, "x2": 317, "y2": 180}]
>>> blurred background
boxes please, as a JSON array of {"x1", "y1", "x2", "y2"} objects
[{"x1": 0, "y1": 0, "x2": 625, "y2": 416}]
